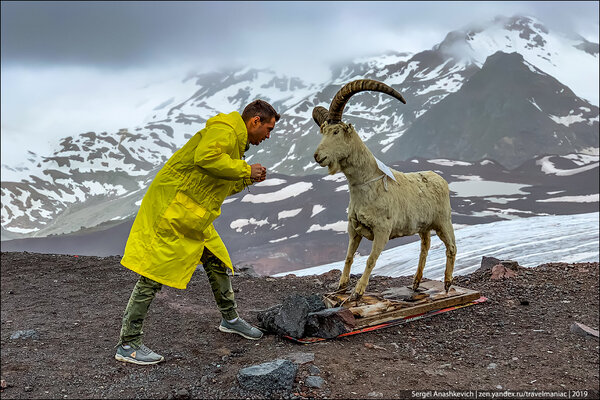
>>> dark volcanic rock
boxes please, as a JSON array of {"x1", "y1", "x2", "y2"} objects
[
  {"x1": 257, "y1": 294, "x2": 310, "y2": 338},
  {"x1": 479, "y1": 256, "x2": 503, "y2": 272},
  {"x1": 237, "y1": 359, "x2": 298, "y2": 392},
  {"x1": 305, "y1": 293, "x2": 326, "y2": 313},
  {"x1": 305, "y1": 307, "x2": 356, "y2": 339}
]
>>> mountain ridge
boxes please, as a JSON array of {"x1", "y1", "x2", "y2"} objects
[{"x1": 1, "y1": 14, "x2": 598, "y2": 240}]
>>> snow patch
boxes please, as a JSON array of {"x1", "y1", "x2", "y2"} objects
[
  {"x1": 279, "y1": 213, "x2": 599, "y2": 279},
  {"x1": 537, "y1": 194, "x2": 598, "y2": 203},
  {"x1": 278, "y1": 208, "x2": 303, "y2": 219},
  {"x1": 537, "y1": 156, "x2": 599, "y2": 176},
  {"x1": 428, "y1": 159, "x2": 473, "y2": 167},
  {"x1": 241, "y1": 182, "x2": 312, "y2": 203},
  {"x1": 254, "y1": 178, "x2": 287, "y2": 187},
  {"x1": 230, "y1": 217, "x2": 269, "y2": 232},
  {"x1": 311, "y1": 204, "x2": 325, "y2": 218},
  {"x1": 306, "y1": 221, "x2": 347, "y2": 233}
]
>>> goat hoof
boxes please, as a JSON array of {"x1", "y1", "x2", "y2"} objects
[
  {"x1": 444, "y1": 281, "x2": 452, "y2": 292},
  {"x1": 349, "y1": 291, "x2": 363, "y2": 302},
  {"x1": 412, "y1": 282, "x2": 420, "y2": 291},
  {"x1": 335, "y1": 284, "x2": 348, "y2": 294}
]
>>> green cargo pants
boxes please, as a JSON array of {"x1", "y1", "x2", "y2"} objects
[{"x1": 118, "y1": 248, "x2": 238, "y2": 347}]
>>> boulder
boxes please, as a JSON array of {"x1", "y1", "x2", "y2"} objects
[
  {"x1": 305, "y1": 307, "x2": 356, "y2": 339},
  {"x1": 257, "y1": 294, "x2": 308, "y2": 338},
  {"x1": 479, "y1": 256, "x2": 503, "y2": 272},
  {"x1": 257, "y1": 294, "x2": 326, "y2": 338},
  {"x1": 491, "y1": 264, "x2": 517, "y2": 280},
  {"x1": 479, "y1": 257, "x2": 520, "y2": 273},
  {"x1": 237, "y1": 359, "x2": 298, "y2": 392}
]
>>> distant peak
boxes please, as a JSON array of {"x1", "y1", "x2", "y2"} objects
[{"x1": 481, "y1": 51, "x2": 534, "y2": 71}]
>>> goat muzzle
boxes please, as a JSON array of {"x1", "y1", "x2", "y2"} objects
[{"x1": 314, "y1": 152, "x2": 326, "y2": 165}]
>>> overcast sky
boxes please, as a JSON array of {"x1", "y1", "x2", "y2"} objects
[{"x1": 1, "y1": 1, "x2": 599, "y2": 168}]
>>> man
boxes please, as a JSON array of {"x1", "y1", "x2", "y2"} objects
[{"x1": 115, "y1": 100, "x2": 280, "y2": 365}]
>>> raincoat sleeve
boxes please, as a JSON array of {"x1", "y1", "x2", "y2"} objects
[
  {"x1": 194, "y1": 126, "x2": 252, "y2": 181},
  {"x1": 229, "y1": 178, "x2": 253, "y2": 196}
]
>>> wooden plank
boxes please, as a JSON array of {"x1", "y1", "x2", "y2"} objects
[
  {"x1": 322, "y1": 281, "x2": 480, "y2": 329},
  {"x1": 355, "y1": 290, "x2": 480, "y2": 328}
]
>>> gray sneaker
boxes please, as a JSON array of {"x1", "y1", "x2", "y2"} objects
[
  {"x1": 115, "y1": 343, "x2": 164, "y2": 365},
  {"x1": 218, "y1": 317, "x2": 263, "y2": 340}
]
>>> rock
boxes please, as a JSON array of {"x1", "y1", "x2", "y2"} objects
[
  {"x1": 487, "y1": 363, "x2": 498, "y2": 369},
  {"x1": 305, "y1": 376, "x2": 324, "y2": 388},
  {"x1": 257, "y1": 304, "x2": 282, "y2": 329},
  {"x1": 256, "y1": 294, "x2": 327, "y2": 338},
  {"x1": 308, "y1": 365, "x2": 321, "y2": 375},
  {"x1": 479, "y1": 257, "x2": 520, "y2": 275},
  {"x1": 491, "y1": 264, "x2": 517, "y2": 280},
  {"x1": 257, "y1": 294, "x2": 310, "y2": 338},
  {"x1": 237, "y1": 359, "x2": 298, "y2": 392},
  {"x1": 570, "y1": 322, "x2": 599, "y2": 339},
  {"x1": 1, "y1": 379, "x2": 6, "y2": 389},
  {"x1": 10, "y1": 329, "x2": 39, "y2": 340},
  {"x1": 200, "y1": 376, "x2": 209, "y2": 386},
  {"x1": 500, "y1": 260, "x2": 520, "y2": 270},
  {"x1": 305, "y1": 307, "x2": 356, "y2": 339},
  {"x1": 520, "y1": 299, "x2": 530, "y2": 306},
  {"x1": 305, "y1": 294, "x2": 326, "y2": 313},
  {"x1": 24, "y1": 386, "x2": 33, "y2": 392},
  {"x1": 284, "y1": 352, "x2": 315, "y2": 365},
  {"x1": 368, "y1": 391, "x2": 384, "y2": 397},
  {"x1": 174, "y1": 388, "x2": 190, "y2": 399},
  {"x1": 234, "y1": 264, "x2": 260, "y2": 278},
  {"x1": 479, "y1": 256, "x2": 503, "y2": 272}
]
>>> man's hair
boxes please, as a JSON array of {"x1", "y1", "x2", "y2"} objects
[{"x1": 241, "y1": 100, "x2": 281, "y2": 123}]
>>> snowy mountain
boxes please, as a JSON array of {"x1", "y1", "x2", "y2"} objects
[
  {"x1": 385, "y1": 51, "x2": 598, "y2": 167},
  {"x1": 1, "y1": 15, "x2": 598, "y2": 242},
  {"x1": 3, "y1": 153, "x2": 598, "y2": 275}
]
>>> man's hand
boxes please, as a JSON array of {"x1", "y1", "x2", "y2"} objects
[{"x1": 250, "y1": 163, "x2": 267, "y2": 182}]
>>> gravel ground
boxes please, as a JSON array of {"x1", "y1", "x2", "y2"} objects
[{"x1": 1, "y1": 251, "x2": 598, "y2": 399}]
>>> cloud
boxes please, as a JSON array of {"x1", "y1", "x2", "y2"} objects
[
  {"x1": 4, "y1": 2, "x2": 596, "y2": 71},
  {"x1": 1, "y1": 1, "x2": 598, "y2": 167}
]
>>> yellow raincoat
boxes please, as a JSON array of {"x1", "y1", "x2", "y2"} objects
[{"x1": 121, "y1": 112, "x2": 253, "y2": 289}]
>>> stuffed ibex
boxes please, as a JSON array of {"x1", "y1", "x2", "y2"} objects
[{"x1": 312, "y1": 79, "x2": 456, "y2": 301}]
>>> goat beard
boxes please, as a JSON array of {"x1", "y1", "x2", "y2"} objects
[{"x1": 327, "y1": 160, "x2": 342, "y2": 175}]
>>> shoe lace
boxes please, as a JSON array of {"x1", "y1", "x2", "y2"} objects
[
  {"x1": 138, "y1": 344, "x2": 153, "y2": 355},
  {"x1": 236, "y1": 317, "x2": 250, "y2": 327}
]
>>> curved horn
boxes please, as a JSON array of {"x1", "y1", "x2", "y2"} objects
[
  {"x1": 328, "y1": 79, "x2": 406, "y2": 123},
  {"x1": 312, "y1": 106, "x2": 329, "y2": 127}
]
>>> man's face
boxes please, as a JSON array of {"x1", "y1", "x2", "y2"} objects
[{"x1": 247, "y1": 116, "x2": 276, "y2": 145}]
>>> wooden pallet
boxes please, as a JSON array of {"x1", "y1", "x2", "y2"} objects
[{"x1": 323, "y1": 280, "x2": 481, "y2": 329}]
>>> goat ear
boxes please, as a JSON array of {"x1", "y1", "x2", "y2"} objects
[{"x1": 345, "y1": 124, "x2": 354, "y2": 135}]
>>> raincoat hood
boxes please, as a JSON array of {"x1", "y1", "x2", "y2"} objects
[{"x1": 205, "y1": 112, "x2": 249, "y2": 155}]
